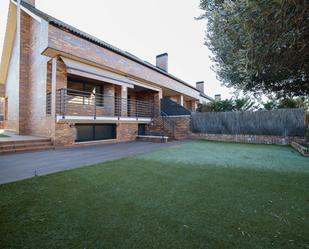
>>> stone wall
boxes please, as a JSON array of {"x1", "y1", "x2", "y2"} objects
[{"x1": 189, "y1": 133, "x2": 305, "y2": 145}]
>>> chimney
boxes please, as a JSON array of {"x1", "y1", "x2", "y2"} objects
[
  {"x1": 196, "y1": 81, "x2": 205, "y2": 93},
  {"x1": 23, "y1": 0, "x2": 36, "y2": 6},
  {"x1": 215, "y1": 94, "x2": 221, "y2": 101},
  {"x1": 156, "y1": 53, "x2": 168, "y2": 72}
]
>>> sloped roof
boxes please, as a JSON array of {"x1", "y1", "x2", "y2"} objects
[
  {"x1": 200, "y1": 92, "x2": 214, "y2": 101},
  {"x1": 19, "y1": 0, "x2": 201, "y2": 92}
]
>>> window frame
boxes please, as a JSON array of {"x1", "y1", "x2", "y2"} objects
[{"x1": 67, "y1": 77, "x2": 104, "y2": 107}]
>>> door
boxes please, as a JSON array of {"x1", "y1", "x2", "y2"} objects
[
  {"x1": 75, "y1": 124, "x2": 116, "y2": 142},
  {"x1": 138, "y1": 124, "x2": 146, "y2": 135}
]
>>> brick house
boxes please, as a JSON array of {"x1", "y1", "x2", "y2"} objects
[{"x1": 0, "y1": 0, "x2": 212, "y2": 146}]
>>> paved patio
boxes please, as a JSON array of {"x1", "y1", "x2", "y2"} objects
[
  {"x1": 0, "y1": 141, "x2": 185, "y2": 184},
  {"x1": 0, "y1": 130, "x2": 48, "y2": 141}
]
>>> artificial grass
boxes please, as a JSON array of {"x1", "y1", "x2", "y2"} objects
[{"x1": 0, "y1": 141, "x2": 308, "y2": 249}]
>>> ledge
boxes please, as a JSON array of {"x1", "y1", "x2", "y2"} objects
[
  {"x1": 291, "y1": 142, "x2": 309, "y2": 157},
  {"x1": 57, "y1": 115, "x2": 152, "y2": 124},
  {"x1": 136, "y1": 135, "x2": 168, "y2": 143}
]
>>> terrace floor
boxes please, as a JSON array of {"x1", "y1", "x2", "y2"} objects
[
  {"x1": 1, "y1": 141, "x2": 308, "y2": 248},
  {"x1": 0, "y1": 130, "x2": 48, "y2": 141}
]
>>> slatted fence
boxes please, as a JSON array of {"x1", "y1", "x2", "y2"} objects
[{"x1": 191, "y1": 108, "x2": 305, "y2": 137}]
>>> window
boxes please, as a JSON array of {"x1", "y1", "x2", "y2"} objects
[{"x1": 67, "y1": 77, "x2": 104, "y2": 107}]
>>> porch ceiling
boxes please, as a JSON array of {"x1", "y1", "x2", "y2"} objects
[
  {"x1": 162, "y1": 87, "x2": 199, "y2": 101},
  {"x1": 61, "y1": 57, "x2": 134, "y2": 89}
]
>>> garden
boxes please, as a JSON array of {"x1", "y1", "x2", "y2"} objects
[{"x1": 1, "y1": 141, "x2": 308, "y2": 249}]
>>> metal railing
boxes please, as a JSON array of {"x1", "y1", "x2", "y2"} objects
[
  {"x1": 56, "y1": 88, "x2": 155, "y2": 119},
  {"x1": 160, "y1": 110, "x2": 176, "y2": 136},
  {"x1": 46, "y1": 92, "x2": 51, "y2": 115}
]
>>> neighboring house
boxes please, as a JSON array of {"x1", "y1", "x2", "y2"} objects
[{"x1": 0, "y1": 0, "x2": 213, "y2": 146}]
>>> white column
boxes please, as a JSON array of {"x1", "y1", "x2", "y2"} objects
[{"x1": 180, "y1": 95, "x2": 184, "y2": 106}]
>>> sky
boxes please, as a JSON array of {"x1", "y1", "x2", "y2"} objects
[{"x1": 0, "y1": 0, "x2": 233, "y2": 99}]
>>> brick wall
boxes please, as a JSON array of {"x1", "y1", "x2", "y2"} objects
[
  {"x1": 54, "y1": 123, "x2": 75, "y2": 146},
  {"x1": 52, "y1": 122, "x2": 139, "y2": 147},
  {"x1": 18, "y1": 11, "x2": 31, "y2": 134},
  {"x1": 184, "y1": 100, "x2": 197, "y2": 112},
  {"x1": 146, "y1": 116, "x2": 191, "y2": 140},
  {"x1": 56, "y1": 58, "x2": 67, "y2": 90},
  {"x1": 147, "y1": 114, "x2": 305, "y2": 145},
  {"x1": 117, "y1": 123, "x2": 138, "y2": 141},
  {"x1": 172, "y1": 116, "x2": 191, "y2": 140},
  {"x1": 4, "y1": 9, "x2": 51, "y2": 136},
  {"x1": 104, "y1": 84, "x2": 115, "y2": 116},
  {"x1": 189, "y1": 133, "x2": 305, "y2": 145},
  {"x1": 27, "y1": 16, "x2": 53, "y2": 137},
  {"x1": 48, "y1": 25, "x2": 199, "y2": 99}
]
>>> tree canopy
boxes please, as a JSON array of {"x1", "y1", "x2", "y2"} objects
[
  {"x1": 197, "y1": 97, "x2": 256, "y2": 112},
  {"x1": 263, "y1": 97, "x2": 309, "y2": 110},
  {"x1": 197, "y1": 97, "x2": 308, "y2": 112},
  {"x1": 198, "y1": 0, "x2": 309, "y2": 98}
]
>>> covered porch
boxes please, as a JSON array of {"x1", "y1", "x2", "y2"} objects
[{"x1": 48, "y1": 57, "x2": 161, "y2": 123}]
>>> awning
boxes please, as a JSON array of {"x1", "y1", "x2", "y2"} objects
[{"x1": 60, "y1": 57, "x2": 134, "y2": 88}]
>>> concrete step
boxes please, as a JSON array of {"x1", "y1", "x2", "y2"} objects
[
  {"x1": 0, "y1": 139, "x2": 54, "y2": 154},
  {"x1": 0, "y1": 141, "x2": 53, "y2": 150},
  {"x1": 0, "y1": 144, "x2": 55, "y2": 155},
  {"x1": 137, "y1": 135, "x2": 169, "y2": 143},
  {"x1": 0, "y1": 138, "x2": 51, "y2": 146}
]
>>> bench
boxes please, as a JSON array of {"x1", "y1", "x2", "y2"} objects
[{"x1": 136, "y1": 135, "x2": 168, "y2": 143}]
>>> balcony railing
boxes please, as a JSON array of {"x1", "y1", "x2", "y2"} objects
[{"x1": 55, "y1": 88, "x2": 155, "y2": 119}]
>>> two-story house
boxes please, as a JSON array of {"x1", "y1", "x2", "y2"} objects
[{"x1": 0, "y1": 0, "x2": 212, "y2": 146}]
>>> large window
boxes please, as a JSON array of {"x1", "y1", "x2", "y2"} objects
[
  {"x1": 67, "y1": 77, "x2": 104, "y2": 106},
  {"x1": 75, "y1": 124, "x2": 116, "y2": 142}
]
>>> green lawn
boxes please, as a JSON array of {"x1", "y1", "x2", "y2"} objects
[
  {"x1": 0, "y1": 141, "x2": 308, "y2": 249},
  {"x1": 0, "y1": 134, "x2": 9, "y2": 138}
]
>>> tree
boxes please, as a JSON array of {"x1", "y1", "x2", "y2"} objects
[
  {"x1": 198, "y1": 0, "x2": 309, "y2": 98},
  {"x1": 263, "y1": 97, "x2": 309, "y2": 110},
  {"x1": 262, "y1": 100, "x2": 278, "y2": 111},
  {"x1": 197, "y1": 97, "x2": 256, "y2": 112},
  {"x1": 198, "y1": 99, "x2": 233, "y2": 112},
  {"x1": 234, "y1": 97, "x2": 255, "y2": 111}
]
